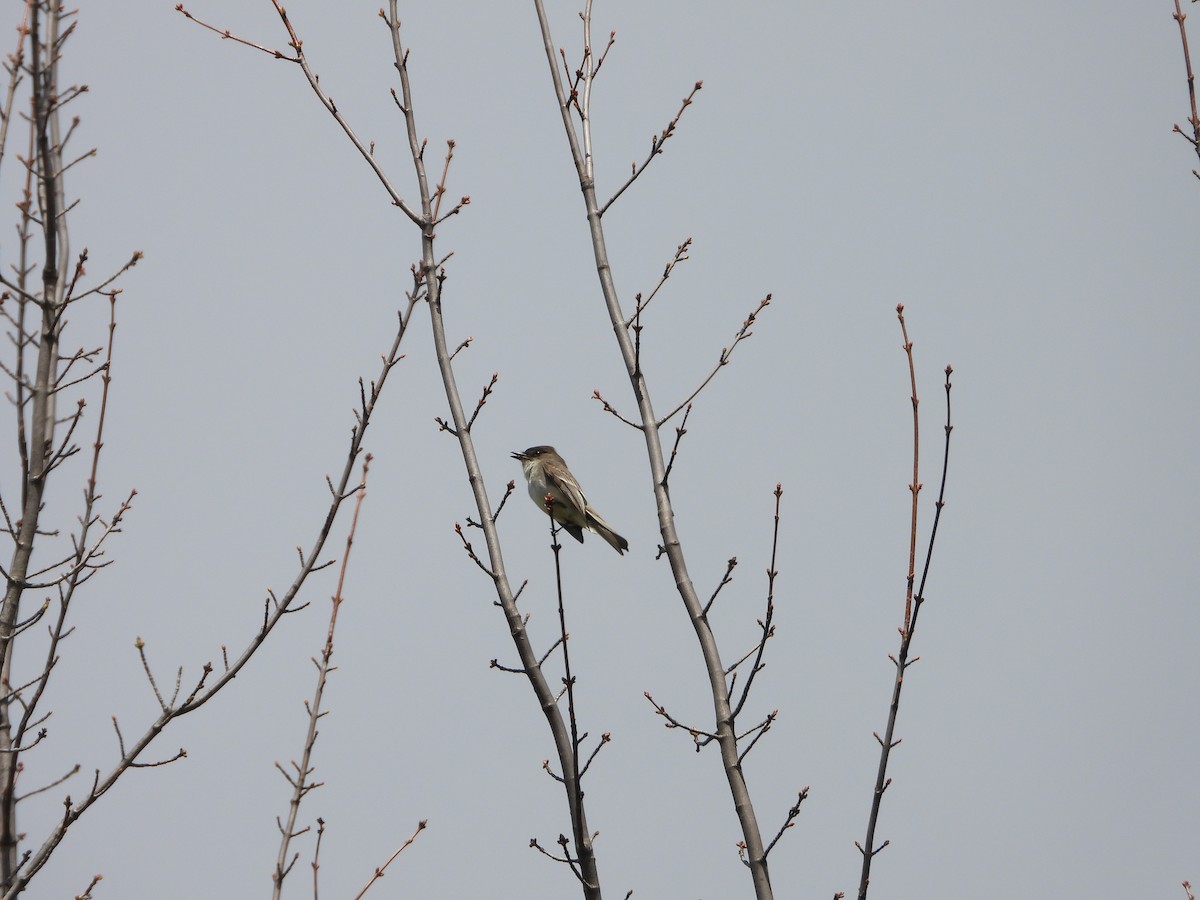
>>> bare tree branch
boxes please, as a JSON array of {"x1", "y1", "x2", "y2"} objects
[
  {"x1": 272, "y1": 455, "x2": 374, "y2": 899},
  {"x1": 531, "y1": 2, "x2": 776, "y2": 893},
  {"x1": 352, "y1": 819, "x2": 428, "y2": 900},
  {"x1": 855, "y1": 333, "x2": 954, "y2": 900},
  {"x1": 1173, "y1": 0, "x2": 1200, "y2": 178}
]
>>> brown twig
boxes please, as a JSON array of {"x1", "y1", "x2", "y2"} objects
[
  {"x1": 661, "y1": 402, "x2": 692, "y2": 488},
  {"x1": 703, "y1": 556, "x2": 738, "y2": 616},
  {"x1": 578, "y1": 731, "x2": 610, "y2": 779},
  {"x1": 764, "y1": 788, "x2": 809, "y2": 858},
  {"x1": 730, "y1": 485, "x2": 783, "y2": 720},
  {"x1": 430, "y1": 140, "x2": 470, "y2": 225},
  {"x1": 736, "y1": 709, "x2": 778, "y2": 764},
  {"x1": 855, "y1": 337, "x2": 955, "y2": 900},
  {"x1": 176, "y1": 2, "x2": 422, "y2": 223},
  {"x1": 73, "y1": 873, "x2": 101, "y2": 900},
  {"x1": 655, "y1": 295, "x2": 772, "y2": 427},
  {"x1": 591, "y1": 389, "x2": 642, "y2": 429},
  {"x1": 643, "y1": 691, "x2": 718, "y2": 747},
  {"x1": 353, "y1": 820, "x2": 428, "y2": 900},
  {"x1": 627, "y1": 237, "x2": 692, "y2": 326},
  {"x1": 0, "y1": 2, "x2": 31, "y2": 171},
  {"x1": 310, "y1": 817, "x2": 325, "y2": 900},
  {"x1": 174, "y1": 4, "x2": 296, "y2": 60},
  {"x1": 896, "y1": 304, "x2": 920, "y2": 635},
  {"x1": 600, "y1": 82, "x2": 703, "y2": 216},
  {"x1": 630, "y1": 238, "x2": 692, "y2": 378},
  {"x1": 465, "y1": 372, "x2": 498, "y2": 432},
  {"x1": 1173, "y1": 0, "x2": 1200, "y2": 178}
]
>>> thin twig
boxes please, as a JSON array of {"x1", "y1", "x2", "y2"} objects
[
  {"x1": 644, "y1": 691, "x2": 718, "y2": 747},
  {"x1": 465, "y1": 372, "x2": 498, "y2": 433},
  {"x1": 310, "y1": 817, "x2": 325, "y2": 900},
  {"x1": 578, "y1": 732, "x2": 610, "y2": 778},
  {"x1": 855, "y1": 328, "x2": 955, "y2": 900},
  {"x1": 547, "y1": 503, "x2": 587, "y2": 867},
  {"x1": 600, "y1": 82, "x2": 703, "y2": 216},
  {"x1": 174, "y1": 4, "x2": 296, "y2": 59},
  {"x1": 896, "y1": 304, "x2": 920, "y2": 636},
  {"x1": 1173, "y1": 0, "x2": 1200, "y2": 177},
  {"x1": 764, "y1": 788, "x2": 809, "y2": 857},
  {"x1": 273, "y1": 455, "x2": 373, "y2": 899},
  {"x1": 655, "y1": 295, "x2": 772, "y2": 427},
  {"x1": 661, "y1": 402, "x2": 692, "y2": 488},
  {"x1": 626, "y1": 237, "x2": 692, "y2": 326},
  {"x1": 703, "y1": 556, "x2": 737, "y2": 617},
  {"x1": 176, "y1": 3, "x2": 422, "y2": 223},
  {"x1": 730, "y1": 484, "x2": 783, "y2": 720},
  {"x1": 352, "y1": 820, "x2": 428, "y2": 900},
  {"x1": 591, "y1": 389, "x2": 643, "y2": 429},
  {"x1": 736, "y1": 710, "x2": 777, "y2": 764}
]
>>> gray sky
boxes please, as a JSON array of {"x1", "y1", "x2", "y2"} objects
[{"x1": 4, "y1": 1, "x2": 1196, "y2": 897}]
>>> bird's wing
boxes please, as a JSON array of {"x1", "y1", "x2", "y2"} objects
[{"x1": 545, "y1": 467, "x2": 589, "y2": 517}]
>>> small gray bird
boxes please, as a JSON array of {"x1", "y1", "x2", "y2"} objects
[{"x1": 512, "y1": 445, "x2": 629, "y2": 555}]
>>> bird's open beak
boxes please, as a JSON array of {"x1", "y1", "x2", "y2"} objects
[{"x1": 511, "y1": 451, "x2": 527, "y2": 461}]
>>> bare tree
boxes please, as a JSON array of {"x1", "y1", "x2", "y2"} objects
[
  {"x1": 175, "y1": 2, "x2": 959, "y2": 899},
  {"x1": 176, "y1": 0, "x2": 614, "y2": 894},
  {"x1": 0, "y1": 4, "x2": 410, "y2": 894},
  {"x1": 0, "y1": 1, "x2": 960, "y2": 895},
  {"x1": 0, "y1": 4, "x2": 140, "y2": 887}
]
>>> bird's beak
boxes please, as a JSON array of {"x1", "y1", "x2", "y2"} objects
[{"x1": 511, "y1": 451, "x2": 527, "y2": 461}]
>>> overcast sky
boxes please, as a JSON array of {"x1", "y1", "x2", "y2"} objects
[{"x1": 2, "y1": 1, "x2": 1196, "y2": 898}]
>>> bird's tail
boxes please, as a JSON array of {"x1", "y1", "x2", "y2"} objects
[{"x1": 585, "y1": 509, "x2": 629, "y2": 555}]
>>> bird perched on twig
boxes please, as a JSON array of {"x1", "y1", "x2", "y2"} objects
[{"x1": 512, "y1": 445, "x2": 629, "y2": 555}]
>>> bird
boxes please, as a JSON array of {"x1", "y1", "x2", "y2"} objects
[{"x1": 512, "y1": 445, "x2": 629, "y2": 555}]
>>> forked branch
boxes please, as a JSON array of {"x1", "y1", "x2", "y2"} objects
[{"x1": 855, "y1": 324, "x2": 954, "y2": 900}]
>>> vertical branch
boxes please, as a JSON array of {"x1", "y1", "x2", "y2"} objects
[
  {"x1": 1173, "y1": 0, "x2": 1200, "y2": 176},
  {"x1": 530, "y1": 3, "x2": 773, "y2": 896},
  {"x1": 579, "y1": 0, "x2": 595, "y2": 180},
  {"x1": 6, "y1": 294, "x2": 122, "y2": 811},
  {"x1": 272, "y1": 456, "x2": 373, "y2": 900},
  {"x1": 855, "y1": 347, "x2": 954, "y2": 900},
  {"x1": 897, "y1": 305, "x2": 919, "y2": 635},
  {"x1": 381, "y1": 4, "x2": 603, "y2": 894},
  {"x1": 10, "y1": 124, "x2": 37, "y2": 492},
  {"x1": 547, "y1": 511, "x2": 583, "y2": 834},
  {"x1": 0, "y1": 5, "x2": 65, "y2": 885}
]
